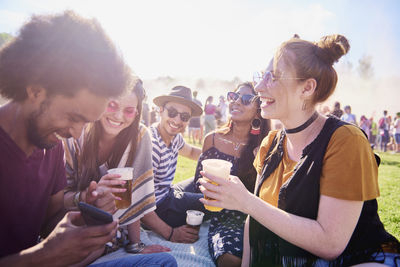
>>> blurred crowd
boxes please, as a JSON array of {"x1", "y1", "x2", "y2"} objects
[
  {"x1": 144, "y1": 97, "x2": 400, "y2": 154},
  {"x1": 317, "y1": 102, "x2": 400, "y2": 153}
]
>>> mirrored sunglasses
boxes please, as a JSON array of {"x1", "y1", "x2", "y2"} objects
[
  {"x1": 165, "y1": 107, "x2": 191, "y2": 122},
  {"x1": 227, "y1": 91, "x2": 259, "y2": 106}
]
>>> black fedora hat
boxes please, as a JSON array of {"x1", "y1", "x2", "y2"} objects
[{"x1": 153, "y1": 86, "x2": 203, "y2": 116}]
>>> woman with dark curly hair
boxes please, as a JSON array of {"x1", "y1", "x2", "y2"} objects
[{"x1": 181, "y1": 82, "x2": 270, "y2": 266}]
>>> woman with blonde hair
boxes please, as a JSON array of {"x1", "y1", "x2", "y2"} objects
[{"x1": 200, "y1": 35, "x2": 400, "y2": 266}]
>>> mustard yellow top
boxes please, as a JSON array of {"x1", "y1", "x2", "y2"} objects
[{"x1": 254, "y1": 125, "x2": 379, "y2": 207}]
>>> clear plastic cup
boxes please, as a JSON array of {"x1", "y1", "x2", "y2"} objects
[
  {"x1": 201, "y1": 159, "x2": 232, "y2": 212},
  {"x1": 186, "y1": 210, "x2": 205, "y2": 230},
  {"x1": 107, "y1": 167, "x2": 133, "y2": 209}
]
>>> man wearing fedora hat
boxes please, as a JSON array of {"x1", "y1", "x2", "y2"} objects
[{"x1": 141, "y1": 86, "x2": 207, "y2": 243}]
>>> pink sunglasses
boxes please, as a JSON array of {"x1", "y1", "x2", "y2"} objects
[{"x1": 106, "y1": 100, "x2": 137, "y2": 118}]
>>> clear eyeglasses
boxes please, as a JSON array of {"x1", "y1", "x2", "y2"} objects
[{"x1": 253, "y1": 71, "x2": 306, "y2": 88}]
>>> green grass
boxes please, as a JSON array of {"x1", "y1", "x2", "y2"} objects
[
  {"x1": 173, "y1": 155, "x2": 199, "y2": 182},
  {"x1": 173, "y1": 141, "x2": 400, "y2": 240},
  {"x1": 172, "y1": 138, "x2": 201, "y2": 183},
  {"x1": 376, "y1": 152, "x2": 400, "y2": 239}
]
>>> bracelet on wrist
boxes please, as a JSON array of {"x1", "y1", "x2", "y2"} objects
[
  {"x1": 125, "y1": 242, "x2": 145, "y2": 254},
  {"x1": 73, "y1": 191, "x2": 81, "y2": 207},
  {"x1": 167, "y1": 227, "x2": 174, "y2": 241}
]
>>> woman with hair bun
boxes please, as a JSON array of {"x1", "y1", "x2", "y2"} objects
[{"x1": 199, "y1": 34, "x2": 400, "y2": 266}]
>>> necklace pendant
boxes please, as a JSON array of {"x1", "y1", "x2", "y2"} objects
[{"x1": 234, "y1": 143, "x2": 241, "y2": 151}]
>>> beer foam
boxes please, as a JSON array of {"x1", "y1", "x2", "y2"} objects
[
  {"x1": 107, "y1": 167, "x2": 133, "y2": 180},
  {"x1": 186, "y1": 210, "x2": 204, "y2": 226},
  {"x1": 201, "y1": 159, "x2": 232, "y2": 179}
]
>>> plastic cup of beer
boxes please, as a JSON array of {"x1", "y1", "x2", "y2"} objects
[
  {"x1": 201, "y1": 159, "x2": 232, "y2": 212},
  {"x1": 186, "y1": 210, "x2": 204, "y2": 230},
  {"x1": 107, "y1": 167, "x2": 133, "y2": 209}
]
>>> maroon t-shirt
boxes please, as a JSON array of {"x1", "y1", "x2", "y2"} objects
[{"x1": 0, "y1": 127, "x2": 67, "y2": 257}]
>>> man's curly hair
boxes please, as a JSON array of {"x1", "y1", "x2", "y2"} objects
[{"x1": 0, "y1": 10, "x2": 131, "y2": 101}]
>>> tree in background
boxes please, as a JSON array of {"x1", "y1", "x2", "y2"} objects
[
  {"x1": 0, "y1": 33, "x2": 14, "y2": 48},
  {"x1": 358, "y1": 54, "x2": 374, "y2": 79},
  {"x1": 0, "y1": 33, "x2": 14, "y2": 104}
]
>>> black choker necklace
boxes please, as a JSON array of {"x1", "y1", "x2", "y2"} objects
[{"x1": 284, "y1": 112, "x2": 319, "y2": 134}]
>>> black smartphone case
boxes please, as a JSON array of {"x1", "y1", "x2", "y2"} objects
[{"x1": 78, "y1": 202, "x2": 113, "y2": 226}]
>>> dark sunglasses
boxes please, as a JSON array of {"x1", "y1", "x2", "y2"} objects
[
  {"x1": 227, "y1": 91, "x2": 259, "y2": 106},
  {"x1": 164, "y1": 106, "x2": 191, "y2": 122}
]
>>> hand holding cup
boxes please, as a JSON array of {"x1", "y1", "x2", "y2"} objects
[
  {"x1": 85, "y1": 173, "x2": 127, "y2": 214},
  {"x1": 200, "y1": 159, "x2": 232, "y2": 212},
  {"x1": 107, "y1": 167, "x2": 134, "y2": 209},
  {"x1": 171, "y1": 225, "x2": 200, "y2": 243},
  {"x1": 199, "y1": 172, "x2": 254, "y2": 214}
]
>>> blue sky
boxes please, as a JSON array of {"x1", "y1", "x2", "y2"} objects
[{"x1": 1, "y1": 0, "x2": 399, "y2": 80}]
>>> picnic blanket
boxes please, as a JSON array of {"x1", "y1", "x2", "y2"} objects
[{"x1": 91, "y1": 221, "x2": 215, "y2": 267}]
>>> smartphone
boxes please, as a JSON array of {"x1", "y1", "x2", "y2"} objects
[{"x1": 78, "y1": 202, "x2": 113, "y2": 226}]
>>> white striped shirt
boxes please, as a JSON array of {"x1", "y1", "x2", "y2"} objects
[{"x1": 150, "y1": 126, "x2": 185, "y2": 204}]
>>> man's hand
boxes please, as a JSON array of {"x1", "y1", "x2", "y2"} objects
[
  {"x1": 41, "y1": 211, "x2": 118, "y2": 266},
  {"x1": 0, "y1": 212, "x2": 118, "y2": 267},
  {"x1": 170, "y1": 225, "x2": 199, "y2": 243}
]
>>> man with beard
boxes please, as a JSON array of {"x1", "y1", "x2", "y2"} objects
[
  {"x1": 140, "y1": 86, "x2": 206, "y2": 243},
  {"x1": 0, "y1": 11, "x2": 132, "y2": 266}
]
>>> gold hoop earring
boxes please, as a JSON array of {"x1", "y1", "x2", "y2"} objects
[
  {"x1": 250, "y1": 118, "x2": 261, "y2": 135},
  {"x1": 302, "y1": 100, "x2": 307, "y2": 111}
]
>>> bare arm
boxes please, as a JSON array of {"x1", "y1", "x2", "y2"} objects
[
  {"x1": 0, "y1": 212, "x2": 117, "y2": 267},
  {"x1": 200, "y1": 174, "x2": 363, "y2": 260},
  {"x1": 141, "y1": 211, "x2": 172, "y2": 240},
  {"x1": 179, "y1": 143, "x2": 201, "y2": 160},
  {"x1": 128, "y1": 216, "x2": 171, "y2": 254},
  {"x1": 127, "y1": 220, "x2": 141, "y2": 244},
  {"x1": 64, "y1": 190, "x2": 78, "y2": 210},
  {"x1": 40, "y1": 190, "x2": 66, "y2": 238},
  {"x1": 245, "y1": 194, "x2": 362, "y2": 260},
  {"x1": 141, "y1": 211, "x2": 199, "y2": 243},
  {"x1": 201, "y1": 132, "x2": 214, "y2": 152},
  {"x1": 241, "y1": 216, "x2": 250, "y2": 267}
]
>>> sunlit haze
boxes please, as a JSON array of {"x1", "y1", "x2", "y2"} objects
[{"x1": 1, "y1": 0, "x2": 399, "y2": 118}]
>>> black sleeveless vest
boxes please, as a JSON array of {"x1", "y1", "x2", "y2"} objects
[{"x1": 249, "y1": 116, "x2": 399, "y2": 266}]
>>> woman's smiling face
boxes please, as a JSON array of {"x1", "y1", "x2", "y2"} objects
[
  {"x1": 255, "y1": 55, "x2": 303, "y2": 121},
  {"x1": 100, "y1": 92, "x2": 138, "y2": 137},
  {"x1": 229, "y1": 85, "x2": 259, "y2": 123}
]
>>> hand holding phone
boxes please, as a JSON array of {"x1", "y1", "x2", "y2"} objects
[{"x1": 78, "y1": 202, "x2": 113, "y2": 226}]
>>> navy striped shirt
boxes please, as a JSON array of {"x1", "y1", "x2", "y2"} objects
[{"x1": 150, "y1": 126, "x2": 185, "y2": 204}]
